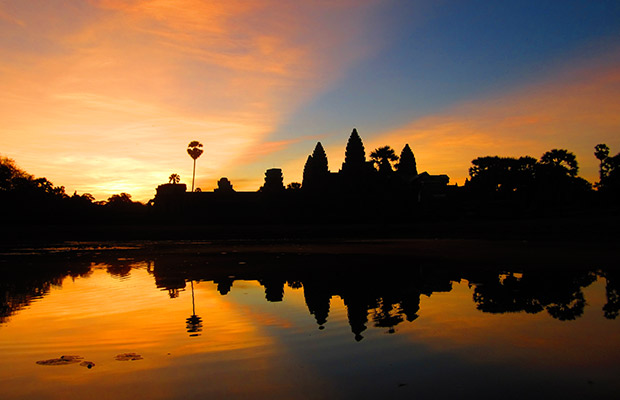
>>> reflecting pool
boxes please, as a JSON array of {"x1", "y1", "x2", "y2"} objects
[{"x1": 1, "y1": 240, "x2": 619, "y2": 399}]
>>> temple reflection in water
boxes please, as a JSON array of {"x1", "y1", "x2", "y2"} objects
[
  {"x1": 3, "y1": 250, "x2": 618, "y2": 341},
  {"x1": 2, "y1": 243, "x2": 620, "y2": 400}
]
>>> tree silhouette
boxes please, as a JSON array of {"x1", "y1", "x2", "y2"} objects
[
  {"x1": 187, "y1": 141, "x2": 204, "y2": 192},
  {"x1": 0, "y1": 157, "x2": 30, "y2": 190},
  {"x1": 370, "y1": 146, "x2": 399, "y2": 173},
  {"x1": 169, "y1": 173, "x2": 180, "y2": 184},
  {"x1": 468, "y1": 156, "x2": 537, "y2": 194},
  {"x1": 1, "y1": 157, "x2": 67, "y2": 198},
  {"x1": 80, "y1": 193, "x2": 95, "y2": 202},
  {"x1": 602, "y1": 270, "x2": 620, "y2": 319},
  {"x1": 536, "y1": 149, "x2": 593, "y2": 205},
  {"x1": 341, "y1": 128, "x2": 366, "y2": 172},
  {"x1": 107, "y1": 192, "x2": 133, "y2": 205},
  {"x1": 594, "y1": 144, "x2": 611, "y2": 186},
  {"x1": 395, "y1": 144, "x2": 417, "y2": 176},
  {"x1": 599, "y1": 151, "x2": 620, "y2": 197},
  {"x1": 287, "y1": 182, "x2": 302, "y2": 190},
  {"x1": 540, "y1": 149, "x2": 578, "y2": 177}
]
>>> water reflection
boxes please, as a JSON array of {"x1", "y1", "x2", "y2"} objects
[
  {"x1": 146, "y1": 252, "x2": 464, "y2": 340},
  {"x1": 2, "y1": 251, "x2": 618, "y2": 338},
  {"x1": 0, "y1": 259, "x2": 92, "y2": 325},
  {"x1": 1, "y1": 244, "x2": 620, "y2": 399},
  {"x1": 601, "y1": 269, "x2": 620, "y2": 319},
  {"x1": 106, "y1": 259, "x2": 133, "y2": 280},
  {"x1": 469, "y1": 269, "x2": 597, "y2": 320},
  {"x1": 186, "y1": 281, "x2": 203, "y2": 337},
  {"x1": 149, "y1": 256, "x2": 619, "y2": 340}
]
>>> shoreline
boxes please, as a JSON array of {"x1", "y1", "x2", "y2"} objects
[{"x1": 2, "y1": 235, "x2": 618, "y2": 270}]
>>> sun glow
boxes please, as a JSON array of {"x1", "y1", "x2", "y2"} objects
[{"x1": 0, "y1": 0, "x2": 381, "y2": 201}]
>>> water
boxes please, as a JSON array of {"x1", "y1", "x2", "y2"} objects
[{"x1": 1, "y1": 240, "x2": 619, "y2": 399}]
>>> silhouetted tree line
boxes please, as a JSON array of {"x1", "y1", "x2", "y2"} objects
[
  {"x1": 465, "y1": 150, "x2": 587, "y2": 214},
  {"x1": 464, "y1": 144, "x2": 620, "y2": 215},
  {"x1": 3, "y1": 133, "x2": 619, "y2": 227},
  {"x1": 0, "y1": 156, "x2": 149, "y2": 224}
]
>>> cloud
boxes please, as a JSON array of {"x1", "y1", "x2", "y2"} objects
[{"x1": 0, "y1": 0, "x2": 383, "y2": 201}]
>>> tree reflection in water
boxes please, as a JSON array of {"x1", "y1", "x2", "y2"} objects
[
  {"x1": 469, "y1": 269, "x2": 597, "y2": 320},
  {"x1": 186, "y1": 281, "x2": 203, "y2": 337},
  {"x1": 105, "y1": 259, "x2": 133, "y2": 279},
  {"x1": 601, "y1": 269, "x2": 620, "y2": 319},
  {"x1": 0, "y1": 259, "x2": 92, "y2": 325},
  {"x1": 2, "y1": 250, "x2": 619, "y2": 340}
]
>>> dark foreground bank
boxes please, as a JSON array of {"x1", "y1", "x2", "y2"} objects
[{"x1": 4, "y1": 210, "x2": 620, "y2": 245}]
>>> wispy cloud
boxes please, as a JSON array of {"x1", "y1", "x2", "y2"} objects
[{"x1": 0, "y1": 0, "x2": 383, "y2": 200}]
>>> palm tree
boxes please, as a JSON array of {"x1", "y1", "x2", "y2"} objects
[
  {"x1": 370, "y1": 146, "x2": 399, "y2": 173},
  {"x1": 168, "y1": 173, "x2": 180, "y2": 184},
  {"x1": 187, "y1": 141, "x2": 203, "y2": 192}
]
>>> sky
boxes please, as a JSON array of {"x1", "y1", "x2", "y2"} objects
[{"x1": 1, "y1": 0, "x2": 620, "y2": 202}]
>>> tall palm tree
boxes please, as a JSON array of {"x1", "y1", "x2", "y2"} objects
[{"x1": 187, "y1": 141, "x2": 203, "y2": 192}]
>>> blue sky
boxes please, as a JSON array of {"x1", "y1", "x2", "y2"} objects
[{"x1": 276, "y1": 0, "x2": 620, "y2": 137}]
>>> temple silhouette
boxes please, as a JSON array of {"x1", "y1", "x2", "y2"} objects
[
  {"x1": 153, "y1": 129, "x2": 456, "y2": 222},
  {"x1": 2, "y1": 127, "x2": 617, "y2": 232}
]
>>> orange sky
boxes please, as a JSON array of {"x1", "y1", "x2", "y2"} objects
[
  {"x1": 1, "y1": 0, "x2": 381, "y2": 200},
  {"x1": 367, "y1": 54, "x2": 620, "y2": 185},
  {"x1": 279, "y1": 51, "x2": 620, "y2": 187},
  {"x1": 1, "y1": 1, "x2": 619, "y2": 200}
]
